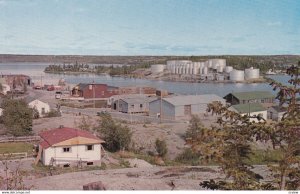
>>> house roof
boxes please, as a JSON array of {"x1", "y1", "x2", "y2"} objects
[
  {"x1": 269, "y1": 106, "x2": 287, "y2": 113},
  {"x1": 75, "y1": 83, "x2": 118, "y2": 91},
  {"x1": 121, "y1": 96, "x2": 157, "y2": 104},
  {"x1": 161, "y1": 94, "x2": 225, "y2": 106},
  {"x1": 28, "y1": 99, "x2": 50, "y2": 107},
  {"x1": 231, "y1": 103, "x2": 266, "y2": 114},
  {"x1": 39, "y1": 127, "x2": 104, "y2": 149},
  {"x1": 226, "y1": 91, "x2": 275, "y2": 101}
]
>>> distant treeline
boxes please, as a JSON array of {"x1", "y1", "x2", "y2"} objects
[
  {"x1": 44, "y1": 62, "x2": 151, "y2": 76},
  {"x1": 42, "y1": 55, "x2": 300, "y2": 75}
]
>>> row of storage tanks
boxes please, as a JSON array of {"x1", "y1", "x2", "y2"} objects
[{"x1": 150, "y1": 59, "x2": 260, "y2": 81}]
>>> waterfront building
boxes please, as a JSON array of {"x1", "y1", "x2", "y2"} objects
[
  {"x1": 224, "y1": 91, "x2": 275, "y2": 105},
  {"x1": 230, "y1": 103, "x2": 267, "y2": 123},
  {"x1": 267, "y1": 106, "x2": 287, "y2": 121},
  {"x1": 115, "y1": 96, "x2": 157, "y2": 114},
  {"x1": 149, "y1": 94, "x2": 225, "y2": 120}
]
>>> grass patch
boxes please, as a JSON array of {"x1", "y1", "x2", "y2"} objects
[
  {"x1": 0, "y1": 142, "x2": 33, "y2": 155},
  {"x1": 248, "y1": 149, "x2": 283, "y2": 165}
]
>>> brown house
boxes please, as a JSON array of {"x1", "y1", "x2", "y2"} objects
[
  {"x1": 72, "y1": 83, "x2": 158, "y2": 99},
  {"x1": 71, "y1": 83, "x2": 118, "y2": 99},
  {"x1": 117, "y1": 86, "x2": 156, "y2": 95},
  {"x1": 0, "y1": 74, "x2": 31, "y2": 88}
]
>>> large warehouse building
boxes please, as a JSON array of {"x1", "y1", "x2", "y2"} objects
[{"x1": 149, "y1": 94, "x2": 225, "y2": 120}]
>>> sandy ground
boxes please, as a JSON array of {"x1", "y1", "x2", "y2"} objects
[
  {"x1": 24, "y1": 165, "x2": 273, "y2": 190},
  {"x1": 25, "y1": 166, "x2": 222, "y2": 190}
]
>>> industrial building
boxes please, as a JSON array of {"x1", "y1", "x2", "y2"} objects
[
  {"x1": 150, "y1": 64, "x2": 166, "y2": 74},
  {"x1": 267, "y1": 106, "x2": 287, "y2": 121},
  {"x1": 224, "y1": 91, "x2": 275, "y2": 105},
  {"x1": 230, "y1": 103, "x2": 267, "y2": 123},
  {"x1": 165, "y1": 59, "x2": 260, "y2": 81},
  {"x1": 149, "y1": 94, "x2": 225, "y2": 120},
  {"x1": 115, "y1": 96, "x2": 157, "y2": 114},
  {"x1": 71, "y1": 83, "x2": 119, "y2": 99},
  {"x1": 72, "y1": 84, "x2": 156, "y2": 100}
]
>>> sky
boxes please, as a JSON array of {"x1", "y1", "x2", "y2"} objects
[{"x1": 0, "y1": 0, "x2": 299, "y2": 55}]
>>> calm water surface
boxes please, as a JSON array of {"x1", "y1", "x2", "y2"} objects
[{"x1": 0, "y1": 63, "x2": 289, "y2": 96}]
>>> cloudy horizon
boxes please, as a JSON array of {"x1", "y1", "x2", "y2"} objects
[{"x1": 0, "y1": 0, "x2": 299, "y2": 55}]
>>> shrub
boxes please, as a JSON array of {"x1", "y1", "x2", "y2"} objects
[
  {"x1": 155, "y1": 138, "x2": 168, "y2": 157},
  {"x1": 45, "y1": 109, "x2": 61, "y2": 118},
  {"x1": 96, "y1": 113, "x2": 132, "y2": 152}
]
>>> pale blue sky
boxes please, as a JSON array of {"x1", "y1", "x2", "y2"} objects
[{"x1": 0, "y1": 0, "x2": 299, "y2": 55}]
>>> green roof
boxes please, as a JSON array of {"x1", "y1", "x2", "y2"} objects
[
  {"x1": 231, "y1": 103, "x2": 266, "y2": 114},
  {"x1": 230, "y1": 91, "x2": 275, "y2": 101}
]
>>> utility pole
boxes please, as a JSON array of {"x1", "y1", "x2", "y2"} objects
[
  {"x1": 92, "y1": 72, "x2": 96, "y2": 115},
  {"x1": 160, "y1": 90, "x2": 162, "y2": 123}
]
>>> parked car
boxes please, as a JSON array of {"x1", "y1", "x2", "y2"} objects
[
  {"x1": 47, "y1": 85, "x2": 55, "y2": 91},
  {"x1": 33, "y1": 85, "x2": 42, "y2": 90},
  {"x1": 55, "y1": 91, "x2": 62, "y2": 99}
]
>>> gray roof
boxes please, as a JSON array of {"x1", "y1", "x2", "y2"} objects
[
  {"x1": 269, "y1": 106, "x2": 287, "y2": 113},
  {"x1": 226, "y1": 91, "x2": 275, "y2": 101},
  {"x1": 231, "y1": 103, "x2": 266, "y2": 113},
  {"x1": 162, "y1": 94, "x2": 225, "y2": 106},
  {"x1": 121, "y1": 96, "x2": 157, "y2": 104}
]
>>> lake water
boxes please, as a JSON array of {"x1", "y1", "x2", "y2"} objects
[{"x1": 0, "y1": 62, "x2": 289, "y2": 96}]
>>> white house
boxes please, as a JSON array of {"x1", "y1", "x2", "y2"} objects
[
  {"x1": 267, "y1": 106, "x2": 287, "y2": 121},
  {"x1": 36, "y1": 127, "x2": 105, "y2": 166},
  {"x1": 149, "y1": 94, "x2": 226, "y2": 120},
  {"x1": 0, "y1": 108, "x2": 3, "y2": 116},
  {"x1": 28, "y1": 99, "x2": 50, "y2": 117},
  {"x1": 230, "y1": 103, "x2": 267, "y2": 123},
  {"x1": 1, "y1": 84, "x2": 11, "y2": 95}
]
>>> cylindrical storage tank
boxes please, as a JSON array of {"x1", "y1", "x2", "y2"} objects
[
  {"x1": 230, "y1": 70, "x2": 244, "y2": 81},
  {"x1": 192, "y1": 67, "x2": 197, "y2": 74},
  {"x1": 179, "y1": 66, "x2": 183, "y2": 74},
  {"x1": 171, "y1": 66, "x2": 176, "y2": 74},
  {"x1": 210, "y1": 59, "x2": 226, "y2": 69},
  {"x1": 175, "y1": 66, "x2": 179, "y2": 74},
  {"x1": 212, "y1": 63, "x2": 219, "y2": 69},
  {"x1": 207, "y1": 60, "x2": 213, "y2": 68},
  {"x1": 151, "y1": 64, "x2": 166, "y2": 73},
  {"x1": 245, "y1": 67, "x2": 260, "y2": 80},
  {"x1": 203, "y1": 67, "x2": 208, "y2": 75},
  {"x1": 167, "y1": 61, "x2": 176, "y2": 70},
  {"x1": 217, "y1": 66, "x2": 224, "y2": 73},
  {"x1": 199, "y1": 66, "x2": 203, "y2": 75},
  {"x1": 189, "y1": 66, "x2": 194, "y2": 74},
  {"x1": 225, "y1": 66, "x2": 233, "y2": 73}
]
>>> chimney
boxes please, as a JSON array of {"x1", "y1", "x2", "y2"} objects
[{"x1": 59, "y1": 125, "x2": 64, "y2": 129}]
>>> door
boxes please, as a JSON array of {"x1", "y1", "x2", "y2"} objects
[{"x1": 184, "y1": 105, "x2": 191, "y2": 115}]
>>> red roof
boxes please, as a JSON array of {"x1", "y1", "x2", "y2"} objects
[{"x1": 39, "y1": 127, "x2": 102, "y2": 149}]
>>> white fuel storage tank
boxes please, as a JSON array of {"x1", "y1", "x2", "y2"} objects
[
  {"x1": 230, "y1": 69, "x2": 244, "y2": 81},
  {"x1": 151, "y1": 64, "x2": 166, "y2": 73},
  {"x1": 225, "y1": 66, "x2": 233, "y2": 73},
  {"x1": 202, "y1": 67, "x2": 208, "y2": 75},
  {"x1": 245, "y1": 67, "x2": 260, "y2": 80}
]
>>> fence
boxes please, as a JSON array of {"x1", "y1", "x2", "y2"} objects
[
  {"x1": 0, "y1": 136, "x2": 40, "y2": 143},
  {"x1": 0, "y1": 152, "x2": 28, "y2": 160}
]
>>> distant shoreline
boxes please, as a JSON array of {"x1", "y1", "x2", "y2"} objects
[{"x1": 44, "y1": 70, "x2": 271, "y2": 84}]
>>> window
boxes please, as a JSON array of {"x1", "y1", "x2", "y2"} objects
[
  {"x1": 63, "y1": 147, "x2": 71, "y2": 152},
  {"x1": 87, "y1": 162, "x2": 94, "y2": 166},
  {"x1": 86, "y1": 145, "x2": 94, "y2": 151},
  {"x1": 131, "y1": 104, "x2": 134, "y2": 108},
  {"x1": 42, "y1": 108, "x2": 45, "y2": 114},
  {"x1": 140, "y1": 104, "x2": 143, "y2": 108}
]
